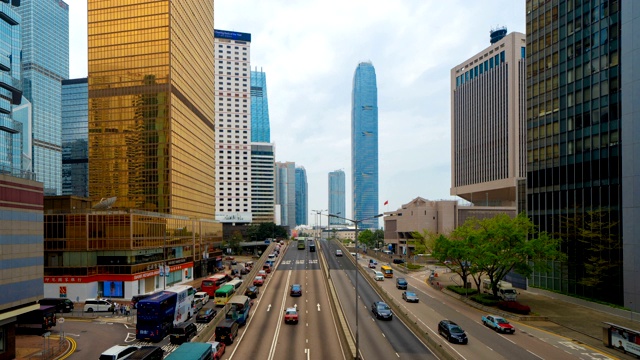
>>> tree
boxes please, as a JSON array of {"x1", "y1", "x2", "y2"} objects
[
  {"x1": 357, "y1": 229, "x2": 375, "y2": 249},
  {"x1": 411, "y1": 230, "x2": 438, "y2": 255},
  {"x1": 433, "y1": 234, "x2": 475, "y2": 288},
  {"x1": 228, "y1": 230, "x2": 243, "y2": 255}
]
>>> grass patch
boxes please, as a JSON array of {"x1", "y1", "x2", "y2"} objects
[
  {"x1": 406, "y1": 263, "x2": 423, "y2": 270},
  {"x1": 470, "y1": 293, "x2": 500, "y2": 306},
  {"x1": 446, "y1": 285, "x2": 478, "y2": 296}
]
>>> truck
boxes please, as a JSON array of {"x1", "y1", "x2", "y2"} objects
[
  {"x1": 482, "y1": 279, "x2": 518, "y2": 301},
  {"x1": 16, "y1": 305, "x2": 57, "y2": 331}
]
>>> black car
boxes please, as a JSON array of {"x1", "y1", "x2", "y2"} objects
[
  {"x1": 290, "y1": 284, "x2": 302, "y2": 297},
  {"x1": 169, "y1": 322, "x2": 197, "y2": 345},
  {"x1": 245, "y1": 285, "x2": 259, "y2": 299},
  {"x1": 371, "y1": 301, "x2": 393, "y2": 320},
  {"x1": 196, "y1": 307, "x2": 217, "y2": 323},
  {"x1": 392, "y1": 258, "x2": 406, "y2": 264},
  {"x1": 395, "y1": 277, "x2": 408, "y2": 289},
  {"x1": 438, "y1": 320, "x2": 468, "y2": 344}
]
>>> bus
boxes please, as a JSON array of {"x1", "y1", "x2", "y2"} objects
[
  {"x1": 226, "y1": 295, "x2": 252, "y2": 326},
  {"x1": 165, "y1": 285, "x2": 196, "y2": 323},
  {"x1": 165, "y1": 342, "x2": 212, "y2": 360},
  {"x1": 226, "y1": 279, "x2": 243, "y2": 291},
  {"x1": 17, "y1": 305, "x2": 56, "y2": 331},
  {"x1": 297, "y1": 239, "x2": 305, "y2": 250},
  {"x1": 381, "y1": 265, "x2": 394, "y2": 278},
  {"x1": 214, "y1": 284, "x2": 235, "y2": 306},
  {"x1": 136, "y1": 291, "x2": 178, "y2": 342},
  {"x1": 201, "y1": 273, "x2": 231, "y2": 297}
]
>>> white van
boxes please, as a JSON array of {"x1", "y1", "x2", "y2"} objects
[
  {"x1": 99, "y1": 345, "x2": 139, "y2": 360},
  {"x1": 84, "y1": 298, "x2": 113, "y2": 312}
]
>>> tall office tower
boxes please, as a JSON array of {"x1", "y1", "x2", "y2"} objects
[
  {"x1": 450, "y1": 30, "x2": 527, "y2": 212},
  {"x1": 295, "y1": 166, "x2": 308, "y2": 225},
  {"x1": 251, "y1": 142, "x2": 276, "y2": 223},
  {"x1": 276, "y1": 161, "x2": 296, "y2": 228},
  {"x1": 214, "y1": 30, "x2": 252, "y2": 223},
  {"x1": 62, "y1": 78, "x2": 88, "y2": 197},
  {"x1": 526, "y1": 0, "x2": 628, "y2": 306},
  {"x1": 251, "y1": 68, "x2": 270, "y2": 142},
  {"x1": 87, "y1": 1, "x2": 215, "y2": 217},
  {"x1": 328, "y1": 170, "x2": 346, "y2": 225},
  {"x1": 621, "y1": 1, "x2": 640, "y2": 314},
  {"x1": 351, "y1": 62, "x2": 379, "y2": 229},
  {"x1": 17, "y1": 0, "x2": 69, "y2": 195}
]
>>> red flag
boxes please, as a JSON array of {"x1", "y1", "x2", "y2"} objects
[{"x1": 384, "y1": 200, "x2": 388, "y2": 205}]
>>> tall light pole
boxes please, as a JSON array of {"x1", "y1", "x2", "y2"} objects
[
  {"x1": 329, "y1": 213, "x2": 382, "y2": 360},
  {"x1": 312, "y1": 209, "x2": 327, "y2": 240}
]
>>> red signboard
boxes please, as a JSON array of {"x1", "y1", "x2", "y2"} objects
[{"x1": 44, "y1": 262, "x2": 194, "y2": 283}]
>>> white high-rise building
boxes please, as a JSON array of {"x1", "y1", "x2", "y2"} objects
[
  {"x1": 214, "y1": 30, "x2": 253, "y2": 223},
  {"x1": 251, "y1": 142, "x2": 276, "y2": 223}
]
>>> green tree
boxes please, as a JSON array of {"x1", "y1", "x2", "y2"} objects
[
  {"x1": 433, "y1": 233, "x2": 475, "y2": 288},
  {"x1": 357, "y1": 229, "x2": 375, "y2": 249},
  {"x1": 411, "y1": 230, "x2": 438, "y2": 255},
  {"x1": 229, "y1": 230, "x2": 243, "y2": 255}
]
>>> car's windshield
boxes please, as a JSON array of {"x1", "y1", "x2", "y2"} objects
[
  {"x1": 377, "y1": 303, "x2": 390, "y2": 310},
  {"x1": 406, "y1": 292, "x2": 416, "y2": 297},
  {"x1": 286, "y1": 310, "x2": 296, "y2": 315},
  {"x1": 450, "y1": 325, "x2": 464, "y2": 333},
  {"x1": 496, "y1": 318, "x2": 508, "y2": 324}
]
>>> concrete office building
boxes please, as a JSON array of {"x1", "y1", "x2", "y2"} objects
[
  {"x1": 276, "y1": 162, "x2": 296, "y2": 228},
  {"x1": 214, "y1": 30, "x2": 252, "y2": 224},
  {"x1": 351, "y1": 62, "x2": 379, "y2": 229},
  {"x1": 526, "y1": 0, "x2": 628, "y2": 306},
  {"x1": 450, "y1": 30, "x2": 527, "y2": 213},
  {"x1": 251, "y1": 68, "x2": 270, "y2": 143},
  {"x1": 295, "y1": 166, "x2": 308, "y2": 226},
  {"x1": 17, "y1": 0, "x2": 69, "y2": 195},
  {"x1": 329, "y1": 170, "x2": 346, "y2": 225},
  {"x1": 251, "y1": 142, "x2": 276, "y2": 223},
  {"x1": 61, "y1": 78, "x2": 88, "y2": 197}
]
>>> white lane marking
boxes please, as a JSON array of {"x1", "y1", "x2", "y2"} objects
[
  {"x1": 317, "y1": 303, "x2": 321, "y2": 311},
  {"x1": 267, "y1": 304, "x2": 271, "y2": 312},
  {"x1": 527, "y1": 349, "x2": 545, "y2": 359},
  {"x1": 267, "y1": 270, "x2": 293, "y2": 360}
]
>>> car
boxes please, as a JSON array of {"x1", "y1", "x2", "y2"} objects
[
  {"x1": 257, "y1": 269, "x2": 268, "y2": 279},
  {"x1": 262, "y1": 263, "x2": 272, "y2": 273},
  {"x1": 99, "y1": 345, "x2": 140, "y2": 360},
  {"x1": 169, "y1": 322, "x2": 197, "y2": 345},
  {"x1": 350, "y1": 252, "x2": 357, "y2": 257},
  {"x1": 253, "y1": 276, "x2": 265, "y2": 286},
  {"x1": 392, "y1": 258, "x2": 406, "y2": 264},
  {"x1": 290, "y1": 284, "x2": 302, "y2": 297},
  {"x1": 84, "y1": 298, "x2": 114, "y2": 312},
  {"x1": 368, "y1": 259, "x2": 377, "y2": 269},
  {"x1": 39, "y1": 298, "x2": 74, "y2": 313},
  {"x1": 196, "y1": 307, "x2": 217, "y2": 323},
  {"x1": 402, "y1": 291, "x2": 419, "y2": 303},
  {"x1": 481, "y1": 314, "x2": 515, "y2": 334},
  {"x1": 396, "y1": 277, "x2": 408, "y2": 289},
  {"x1": 194, "y1": 291, "x2": 209, "y2": 305},
  {"x1": 245, "y1": 285, "x2": 260, "y2": 299},
  {"x1": 284, "y1": 307, "x2": 299, "y2": 324},
  {"x1": 438, "y1": 320, "x2": 468, "y2": 344},
  {"x1": 374, "y1": 271, "x2": 384, "y2": 281},
  {"x1": 335, "y1": 249, "x2": 343, "y2": 256},
  {"x1": 207, "y1": 341, "x2": 226, "y2": 360},
  {"x1": 383, "y1": 250, "x2": 393, "y2": 255},
  {"x1": 371, "y1": 301, "x2": 393, "y2": 320},
  {"x1": 192, "y1": 298, "x2": 203, "y2": 312}
]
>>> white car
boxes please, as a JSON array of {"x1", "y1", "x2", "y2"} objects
[
  {"x1": 194, "y1": 291, "x2": 209, "y2": 305},
  {"x1": 83, "y1": 298, "x2": 113, "y2": 312},
  {"x1": 374, "y1": 271, "x2": 384, "y2": 281},
  {"x1": 336, "y1": 250, "x2": 343, "y2": 256}
]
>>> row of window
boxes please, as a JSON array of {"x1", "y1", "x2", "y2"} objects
[{"x1": 455, "y1": 51, "x2": 507, "y2": 87}]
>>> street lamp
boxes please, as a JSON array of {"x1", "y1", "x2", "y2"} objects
[
  {"x1": 312, "y1": 209, "x2": 327, "y2": 240},
  {"x1": 329, "y1": 213, "x2": 383, "y2": 360}
]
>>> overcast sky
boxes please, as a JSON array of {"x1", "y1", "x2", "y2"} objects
[{"x1": 68, "y1": 1, "x2": 526, "y2": 226}]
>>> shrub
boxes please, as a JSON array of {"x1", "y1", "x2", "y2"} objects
[
  {"x1": 406, "y1": 263, "x2": 423, "y2": 270},
  {"x1": 446, "y1": 286, "x2": 478, "y2": 296},
  {"x1": 470, "y1": 293, "x2": 500, "y2": 306},
  {"x1": 498, "y1": 301, "x2": 531, "y2": 315}
]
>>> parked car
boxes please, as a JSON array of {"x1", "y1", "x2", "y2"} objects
[
  {"x1": 253, "y1": 276, "x2": 265, "y2": 286},
  {"x1": 196, "y1": 308, "x2": 217, "y2": 323},
  {"x1": 245, "y1": 285, "x2": 259, "y2": 299},
  {"x1": 438, "y1": 320, "x2": 468, "y2": 344},
  {"x1": 169, "y1": 322, "x2": 197, "y2": 345},
  {"x1": 207, "y1": 341, "x2": 226, "y2": 360},
  {"x1": 371, "y1": 301, "x2": 393, "y2": 320},
  {"x1": 290, "y1": 284, "x2": 302, "y2": 297},
  {"x1": 38, "y1": 298, "x2": 74, "y2": 313},
  {"x1": 481, "y1": 314, "x2": 515, "y2": 334},
  {"x1": 374, "y1": 271, "x2": 384, "y2": 281},
  {"x1": 99, "y1": 345, "x2": 139, "y2": 360},
  {"x1": 335, "y1": 249, "x2": 343, "y2": 256},
  {"x1": 194, "y1": 291, "x2": 209, "y2": 305},
  {"x1": 396, "y1": 277, "x2": 408, "y2": 289},
  {"x1": 84, "y1": 298, "x2": 113, "y2": 312},
  {"x1": 402, "y1": 291, "x2": 419, "y2": 303},
  {"x1": 284, "y1": 307, "x2": 299, "y2": 324}
]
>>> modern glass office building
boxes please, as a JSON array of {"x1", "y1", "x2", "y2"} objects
[
  {"x1": 17, "y1": 0, "x2": 69, "y2": 195},
  {"x1": 276, "y1": 161, "x2": 296, "y2": 228},
  {"x1": 295, "y1": 166, "x2": 308, "y2": 226},
  {"x1": 526, "y1": 0, "x2": 625, "y2": 305},
  {"x1": 62, "y1": 78, "x2": 88, "y2": 197},
  {"x1": 87, "y1": 1, "x2": 216, "y2": 217},
  {"x1": 328, "y1": 170, "x2": 346, "y2": 225},
  {"x1": 251, "y1": 68, "x2": 270, "y2": 142},
  {"x1": 351, "y1": 62, "x2": 379, "y2": 229}
]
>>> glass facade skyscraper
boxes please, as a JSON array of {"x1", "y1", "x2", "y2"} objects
[
  {"x1": 526, "y1": 0, "x2": 624, "y2": 305},
  {"x1": 87, "y1": 1, "x2": 216, "y2": 217},
  {"x1": 351, "y1": 62, "x2": 379, "y2": 229},
  {"x1": 328, "y1": 170, "x2": 346, "y2": 225},
  {"x1": 295, "y1": 166, "x2": 308, "y2": 226},
  {"x1": 251, "y1": 69, "x2": 270, "y2": 142},
  {"x1": 17, "y1": 0, "x2": 69, "y2": 195},
  {"x1": 62, "y1": 78, "x2": 88, "y2": 197}
]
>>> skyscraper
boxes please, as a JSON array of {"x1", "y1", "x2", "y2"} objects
[
  {"x1": 450, "y1": 30, "x2": 527, "y2": 212},
  {"x1": 351, "y1": 62, "x2": 379, "y2": 229},
  {"x1": 17, "y1": 0, "x2": 69, "y2": 195},
  {"x1": 87, "y1": 1, "x2": 215, "y2": 217},
  {"x1": 251, "y1": 68, "x2": 270, "y2": 142},
  {"x1": 276, "y1": 162, "x2": 296, "y2": 228},
  {"x1": 295, "y1": 166, "x2": 308, "y2": 226},
  {"x1": 526, "y1": 0, "x2": 628, "y2": 306},
  {"x1": 251, "y1": 142, "x2": 276, "y2": 223},
  {"x1": 329, "y1": 170, "x2": 346, "y2": 225},
  {"x1": 214, "y1": 30, "x2": 252, "y2": 223},
  {"x1": 61, "y1": 78, "x2": 88, "y2": 197}
]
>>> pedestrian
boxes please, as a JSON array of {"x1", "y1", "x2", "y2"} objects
[
  {"x1": 125, "y1": 305, "x2": 130, "y2": 316},
  {"x1": 110, "y1": 303, "x2": 115, "y2": 315},
  {"x1": 115, "y1": 302, "x2": 120, "y2": 315}
]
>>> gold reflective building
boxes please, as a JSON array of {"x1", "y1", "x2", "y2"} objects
[{"x1": 87, "y1": 0, "x2": 215, "y2": 217}]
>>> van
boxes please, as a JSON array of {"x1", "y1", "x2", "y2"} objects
[
  {"x1": 215, "y1": 319, "x2": 239, "y2": 345},
  {"x1": 99, "y1": 345, "x2": 139, "y2": 360},
  {"x1": 368, "y1": 259, "x2": 377, "y2": 269},
  {"x1": 169, "y1": 322, "x2": 197, "y2": 345},
  {"x1": 84, "y1": 298, "x2": 113, "y2": 312},
  {"x1": 38, "y1": 298, "x2": 74, "y2": 313},
  {"x1": 127, "y1": 346, "x2": 164, "y2": 360}
]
